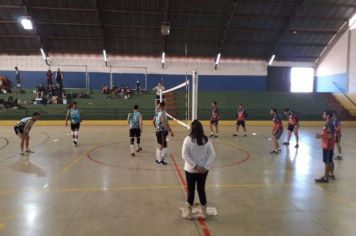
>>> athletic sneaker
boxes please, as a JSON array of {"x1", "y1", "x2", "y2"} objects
[
  {"x1": 328, "y1": 175, "x2": 336, "y2": 181},
  {"x1": 160, "y1": 160, "x2": 168, "y2": 165},
  {"x1": 270, "y1": 149, "x2": 279, "y2": 154},
  {"x1": 181, "y1": 206, "x2": 192, "y2": 220},
  {"x1": 244, "y1": 134, "x2": 247, "y2": 137},
  {"x1": 295, "y1": 144, "x2": 299, "y2": 148},
  {"x1": 155, "y1": 160, "x2": 160, "y2": 165},
  {"x1": 201, "y1": 205, "x2": 208, "y2": 220},
  {"x1": 233, "y1": 133, "x2": 238, "y2": 136},
  {"x1": 137, "y1": 147, "x2": 142, "y2": 152},
  {"x1": 334, "y1": 154, "x2": 343, "y2": 160},
  {"x1": 209, "y1": 133, "x2": 214, "y2": 138},
  {"x1": 214, "y1": 134, "x2": 219, "y2": 138},
  {"x1": 315, "y1": 177, "x2": 329, "y2": 183},
  {"x1": 277, "y1": 147, "x2": 281, "y2": 152},
  {"x1": 73, "y1": 140, "x2": 77, "y2": 146},
  {"x1": 131, "y1": 152, "x2": 135, "y2": 157},
  {"x1": 25, "y1": 149, "x2": 34, "y2": 153},
  {"x1": 283, "y1": 142, "x2": 290, "y2": 145},
  {"x1": 20, "y1": 152, "x2": 26, "y2": 156}
]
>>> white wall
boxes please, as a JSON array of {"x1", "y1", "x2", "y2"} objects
[
  {"x1": 0, "y1": 53, "x2": 315, "y2": 76},
  {"x1": 317, "y1": 26, "x2": 356, "y2": 92},
  {"x1": 349, "y1": 29, "x2": 356, "y2": 92}
]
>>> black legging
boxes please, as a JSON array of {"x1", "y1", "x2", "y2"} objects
[{"x1": 185, "y1": 171, "x2": 209, "y2": 206}]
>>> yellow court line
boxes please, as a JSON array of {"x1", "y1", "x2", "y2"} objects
[
  {"x1": 2, "y1": 120, "x2": 356, "y2": 126},
  {"x1": 42, "y1": 144, "x2": 99, "y2": 189}
]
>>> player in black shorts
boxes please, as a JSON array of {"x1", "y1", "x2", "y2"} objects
[
  {"x1": 127, "y1": 104, "x2": 143, "y2": 156},
  {"x1": 283, "y1": 108, "x2": 299, "y2": 148},
  {"x1": 14, "y1": 112, "x2": 40, "y2": 155}
]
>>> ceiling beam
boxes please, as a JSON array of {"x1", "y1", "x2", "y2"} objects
[
  {"x1": 95, "y1": 0, "x2": 107, "y2": 54},
  {"x1": 217, "y1": 0, "x2": 239, "y2": 54},
  {"x1": 162, "y1": 0, "x2": 170, "y2": 61},
  {"x1": 20, "y1": 1, "x2": 45, "y2": 51},
  {"x1": 0, "y1": 20, "x2": 337, "y2": 34},
  {"x1": 268, "y1": 0, "x2": 307, "y2": 62}
]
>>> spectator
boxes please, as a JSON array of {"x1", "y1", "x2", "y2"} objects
[
  {"x1": 15, "y1": 66, "x2": 22, "y2": 90},
  {"x1": 56, "y1": 68, "x2": 63, "y2": 88},
  {"x1": 153, "y1": 81, "x2": 165, "y2": 101},
  {"x1": 36, "y1": 84, "x2": 45, "y2": 98},
  {"x1": 136, "y1": 80, "x2": 142, "y2": 95},
  {"x1": 102, "y1": 85, "x2": 110, "y2": 94},
  {"x1": 47, "y1": 69, "x2": 53, "y2": 90}
]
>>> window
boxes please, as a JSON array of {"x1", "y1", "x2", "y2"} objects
[{"x1": 290, "y1": 67, "x2": 314, "y2": 93}]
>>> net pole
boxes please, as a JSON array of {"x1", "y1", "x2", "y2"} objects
[
  {"x1": 144, "y1": 67, "x2": 148, "y2": 91},
  {"x1": 192, "y1": 71, "x2": 198, "y2": 121},
  {"x1": 85, "y1": 65, "x2": 90, "y2": 93},
  {"x1": 185, "y1": 77, "x2": 188, "y2": 126},
  {"x1": 159, "y1": 89, "x2": 163, "y2": 103},
  {"x1": 109, "y1": 66, "x2": 113, "y2": 89}
]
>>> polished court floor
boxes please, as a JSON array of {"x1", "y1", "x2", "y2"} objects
[{"x1": 0, "y1": 124, "x2": 356, "y2": 236}]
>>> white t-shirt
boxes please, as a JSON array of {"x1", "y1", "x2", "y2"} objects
[{"x1": 182, "y1": 136, "x2": 215, "y2": 173}]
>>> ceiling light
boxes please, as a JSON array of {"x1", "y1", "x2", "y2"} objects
[
  {"x1": 161, "y1": 52, "x2": 165, "y2": 64},
  {"x1": 103, "y1": 49, "x2": 107, "y2": 62},
  {"x1": 40, "y1": 48, "x2": 46, "y2": 60},
  {"x1": 215, "y1": 53, "x2": 221, "y2": 65},
  {"x1": 268, "y1": 54, "x2": 275, "y2": 66},
  {"x1": 349, "y1": 13, "x2": 356, "y2": 30},
  {"x1": 161, "y1": 22, "x2": 170, "y2": 35},
  {"x1": 20, "y1": 17, "x2": 33, "y2": 30}
]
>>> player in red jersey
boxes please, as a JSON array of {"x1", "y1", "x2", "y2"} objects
[
  {"x1": 315, "y1": 111, "x2": 336, "y2": 183},
  {"x1": 270, "y1": 108, "x2": 283, "y2": 154},
  {"x1": 209, "y1": 101, "x2": 219, "y2": 138},
  {"x1": 233, "y1": 105, "x2": 248, "y2": 137},
  {"x1": 283, "y1": 108, "x2": 299, "y2": 148}
]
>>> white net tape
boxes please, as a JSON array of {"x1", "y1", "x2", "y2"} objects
[{"x1": 159, "y1": 80, "x2": 190, "y2": 130}]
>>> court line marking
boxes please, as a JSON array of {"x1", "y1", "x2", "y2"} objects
[
  {"x1": 170, "y1": 154, "x2": 212, "y2": 236},
  {"x1": 0, "y1": 137, "x2": 9, "y2": 150},
  {"x1": 43, "y1": 144, "x2": 99, "y2": 189},
  {"x1": 86, "y1": 141, "x2": 250, "y2": 170}
]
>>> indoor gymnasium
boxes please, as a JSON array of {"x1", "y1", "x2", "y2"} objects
[{"x1": 1, "y1": 1, "x2": 356, "y2": 236}]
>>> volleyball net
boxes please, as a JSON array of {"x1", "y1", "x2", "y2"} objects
[{"x1": 157, "y1": 71, "x2": 198, "y2": 130}]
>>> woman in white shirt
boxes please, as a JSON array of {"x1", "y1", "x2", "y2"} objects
[{"x1": 181, "y1": 120, "x2": 215, "y2": 219}]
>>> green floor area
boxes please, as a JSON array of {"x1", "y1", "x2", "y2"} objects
[{"x1": 0, "y1": 90, "x2": 331, "y2": 120}]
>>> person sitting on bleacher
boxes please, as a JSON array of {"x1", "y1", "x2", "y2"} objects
[
  {"x1": 124, "y1": 85, "x2": 131, "y2": 99},
  {"x1": 111, "y1": 84, "x2": 119, "y2": 95},
  {"x1": 36, "y1": 84, "x2": 45, "y2": 99},
  {"x1": 102, "y1": 85, "x2": 110, "y2": 94}
]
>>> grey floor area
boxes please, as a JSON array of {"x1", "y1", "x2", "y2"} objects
[{"x1": 0, "y1": 125, "x2": 356, "y2": 236}]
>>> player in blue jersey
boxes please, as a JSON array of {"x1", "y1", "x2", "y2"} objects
[
  {"x1": 65, "y1": 101, "x2": 81, "y2": 146},
  {"x1": 127, "y1": 104, "x2": 143, "y2": 156},
  {"x1": 153, "y1": 101, "x2": 174, "y2": 165}
]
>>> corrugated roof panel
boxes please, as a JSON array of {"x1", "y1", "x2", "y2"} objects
[
  {"x1": 279, "y1": 32, "x2": 333, "y2": 45},
  {"x1": 289, "y1": 18, "x2": 345, "y2": 31},
  {"x1": 28, "y1": 0, "x2": 96, "y2": 9},
  {"x1": 0, "y1": 0, "x2": 22, "y2": 5},
  {"x1": 277, "y1": 45, "x2": 323, "y2": 58},
  {"x1": 231, "y1": 17, "x2": 286, "y2": 30},
  {"x1": 108, "y1": 41, "x2": 159, "y2": 56},
  {"x1": 103, "y1": 0, "x2": 162, "y2": 12},
  {"x1": 105, "y1": 27, "x2": 159, "y2": 41},
  {"x1": 31, "y1": 9, "x2": 98, "y2": 24},
  {"x1": 102, "y1": 12, "x2": 161, "y2": 27},
  {"x1": 237, "y1": 1, "x2": 298, "y2": 16},
  {"x1": 171, "y1": 15, "x2": 224, "y2": 29},
  {"x1": 40, "y1": 25, "x2": 101, "y2": 37},
  {"x1": 226, "y1": 30, "x2": 280, "y2": 43},
  {"x1": 171, "y1": 0, "x2": 231, "y2": 15}
]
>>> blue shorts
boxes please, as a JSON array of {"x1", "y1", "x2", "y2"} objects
[
  {"x1": 210, "y1": 120, "x2": 218, "y2": 126},
  {"x1": 273, "y1": 128, "x2": 283, "y2": 139},
  {"x1": 323, "y1": 149, "x2": 334, "y2": 163}
]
